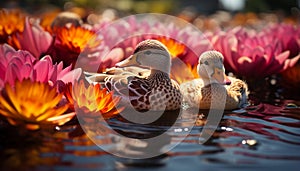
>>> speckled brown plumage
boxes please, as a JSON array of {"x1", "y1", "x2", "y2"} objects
[
  {"x1": 180, "y1": 77, "x2": 248, "y2": 110},
  {"x1": 88, "y1": 39, "x2": 182, "y2": 111},
  {"x1": 128, "y1": 71, "x2": 181, "y2": 111},
  {"x1": 101, "y1": 69, "x2": 182, "y2": 111}
]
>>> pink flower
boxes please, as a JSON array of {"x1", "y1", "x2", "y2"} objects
[
  {"x1": 77, "y1": 16, "x2": 151, "y2": 73},
  {"x1": 93, "y1": 16, "x2": 152, "y2": 49},
  {"x1": 85, "y1": 15, "x2": 212, "y2": 73},
  {"x1": 75, "y1": 39, "x2": 123, "y2": 73},
  {"x1": 0, "y1": 44, "x2": 81, "y2": 90},
  {"x1": 210, "y1": 26, "x2": 300, "y2": 78},
  {"x1": 0, "y1": 44, "x2": 34, "y2": 88},
  {"x1": 263, "y1": 23, "x2": 300, "y2": 58},
  {"x1": 8, "y1": 17, "x2": 53, "y2": 58},
  {"x1": 152, "y1": 22, "x2": 212, "y2": 65}
]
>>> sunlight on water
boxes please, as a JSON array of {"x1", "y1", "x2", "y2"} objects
[{"x1": 1, "y1": 97, "x2": 300, "y2": 170}]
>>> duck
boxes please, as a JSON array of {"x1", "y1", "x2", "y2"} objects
[
  {"x1": 180, "y1": 50, "x2": 249, "y2": 110},
  {"x1": 86, "y1": 39, "x2": 182, "y2": 111}
]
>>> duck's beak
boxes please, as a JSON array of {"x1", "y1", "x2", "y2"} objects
[
  {"x1": 116, "y1": 54, "x2": 138, "y2": 67},
  {"x1": 212, "y1": 67, "x2": 231, "y2": 85}
]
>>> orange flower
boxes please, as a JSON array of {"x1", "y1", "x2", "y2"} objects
[
  {"x1": 0, "y1": 9, "x2": 25, "y2": 42},
  {"x1": 0, "y1": 79, "x2": 74, "y2": 130},
  {"x1": 281, "y1": 63, "x2": 300, "y2": 88},
  {"x1": 231, "y1": 12, "x2": 259, "y2": 27},
  {"x1": 55, "y1": 25, "x2": 99, "y2": 54},
  {"x1": 40, "y1": 10, "x2": 61, "y2": 33},
  {"x1": 171, "y1": 62, "x2": 199, "y2": 84},
  {"x1": 156, "y1": 37, "x2": 186, "y2": 57},
  {"x1": 65, "y1": 80, "x2": 122, "y2": 119}
]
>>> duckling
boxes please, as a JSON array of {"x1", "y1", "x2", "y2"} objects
[
  {"x1": 180, "y1": 51, "x2": 249, "y2": 110},
  {"x1": 86, "y1": 39, "x2": 182, "y2": 111}
]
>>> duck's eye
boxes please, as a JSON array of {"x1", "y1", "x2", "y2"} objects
[
  {"x1": 144, "y1": 51, "x2": 151, "y2": 55},
  {"x1": 204, "y1": 61, "x2": 209, "y2": 65},
  {"x1": 220, "y1": 58, "x2": 223, "y2": 63}
]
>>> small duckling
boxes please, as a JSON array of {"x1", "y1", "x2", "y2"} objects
[{"x1": 180, "y1": 51, "x2": 249, "y2": 110}]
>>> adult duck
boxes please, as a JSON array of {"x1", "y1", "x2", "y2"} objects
[
  {"x1": 86, "y1": 39, "x2": 182, "y2": 111},
  {"x1": 180, "y1": 51, "x2": 249, "y2": 110}
]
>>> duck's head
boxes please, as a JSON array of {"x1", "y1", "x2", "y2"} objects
[
  {"x1": 116, "y1": 39, "x2": 171, "y2": 74},
  {"x1": 197, "y1": 51, "x2": 231, "y2": 85}
]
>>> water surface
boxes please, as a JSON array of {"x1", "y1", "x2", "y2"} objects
[{"x1": 1, "y1": 94, "x2": 300, "y2": 171}]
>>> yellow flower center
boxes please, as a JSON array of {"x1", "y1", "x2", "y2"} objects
[{"x1": 156, "y1": 37, "x2": 187, "y2": 57}]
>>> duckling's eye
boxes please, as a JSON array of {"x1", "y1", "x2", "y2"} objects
[
  {"x1": 144, "y1": 51, "x2": 152, "y2": 55},
  {"x1": 204, "y1": 61, "x2": 209, "y2": 65},
  {"x1": 220, "y1": 58, "x2": 223, "y2": 63}
]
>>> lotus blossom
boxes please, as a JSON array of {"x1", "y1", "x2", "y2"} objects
[
  {"x1": 156, "y1": 36, "x2": 187, "y2": 57},
  {"x1": 40, "y1": 10, "x2": 61, "y2": 33},
  {"x1": 210, "y1": 26, "x2": 300, "y2": 78},
  {"x1": 0, "y1": 9, "x2": 25, "y2": 43},
  {"x1": 64, "y1": 80, "x2": 122, "y2": 120},
  {"x1": 170, "y1": 61, "x2": 198, "y2": 84},
  {"x1": 0, "y1": 44, "x2": 82, "y2": 89},
  {"x1": 8, "y1": 17, "x2": 53, "y2": 58},
  {"x1": 88, "y1": 17, "x2": 153, "y2": 71},
  {"x1": 263, "y1": 23, "x2": 300, "y2": 58},
  {"x1": 75, "y1": 16, "x2": 148, "y2": 73},
  {"x1": 48, "y1": 25, "x2": 100, "y2": 67},
  {"x1": 93, "y1": 16, "x2": 152, "y2": 49},
  {"x1": 87, "y1": 15, "x2": 211, "y2": 73},
  {"x1": 281, "y1": 63, "x2": 300, "y2": 88},
  {"x1": 0, "y1": 79, "x2": 75, "y2": 130},
  {"x1": 151, "y1": 22, "x2": 212, "y2": 65}
]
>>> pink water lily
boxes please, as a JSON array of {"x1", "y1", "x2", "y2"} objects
[
  {"x1": 0, "y1": 44, "x2": 81, "y2": 89},
  {"x1": 76, "y1": 16, "x2": 151, "y2": 72},
  {"x1": 86, "y1": 15, "x2": 212, "y2": 73},
  {"x1": 263, "y1": 23, "x2": 300, "y2": 58},
  {"x1": 74, "y1": 38, "x2": 122, "y2": 73},
  {"x1": 152, "y1": 22, "x2": 212, "y2": 65},
  {"x1": 8, "y1": 17, "x2": 53, "y2": 58},
  {"x1": 210, "y1": 26, "x2": 300, "y2": 78},
  {"x1": 93, "y1": 16, "x2": 152, "y2": 49}
]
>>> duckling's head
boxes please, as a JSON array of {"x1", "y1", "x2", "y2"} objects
[
  {"x1": 197, "y1": 51, "x2": 231, "y2": 85},
  {"x1": 116, "y1": 39, "x2": 171, "y2": 74}
]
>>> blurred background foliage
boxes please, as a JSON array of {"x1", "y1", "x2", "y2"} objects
[{"x1": 0, "y1": 0, "x2": 299, "y2": 16}]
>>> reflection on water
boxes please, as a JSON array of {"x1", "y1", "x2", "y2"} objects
[{"x1": 1, "y1": 99, "x2": 300, "y2": 170}]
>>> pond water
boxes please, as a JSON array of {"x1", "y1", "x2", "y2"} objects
[{"x1": 1, "y1": 87, "x2": 300, "y2": 171}]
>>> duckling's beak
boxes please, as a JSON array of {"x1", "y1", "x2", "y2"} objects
[
  {"x1": 212, "y1": 67, "x2": 231, "y2": 85},
  {"x1": 115, "y1": 54, "x2": 139, "y2": 67}
]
